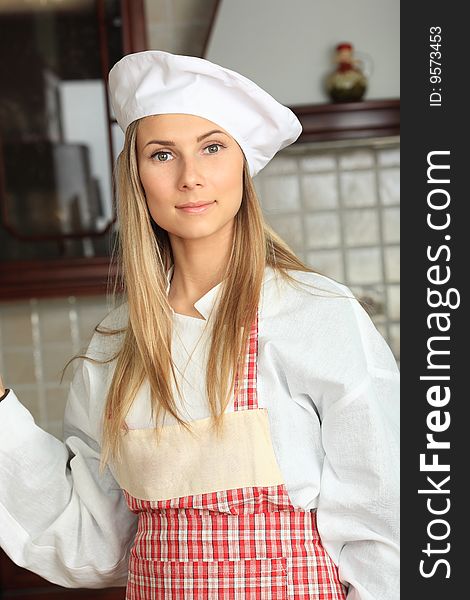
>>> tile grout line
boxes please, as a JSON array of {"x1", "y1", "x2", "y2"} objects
[
  {"x1": 30, "y1": 298, "x2": 47, "y2": 424},
  {"x1": 68, "y1": 296, "x2": 81, "y2": 355},
  {"x1": 374, "y1": 147, "x2": 394, "y2": 345},
  {"x1": 335, "y1": 149, "x2": 349, "y2": 285},
  {"x1": 298, "y1": 152, "x2": 324, "y2": 265}
]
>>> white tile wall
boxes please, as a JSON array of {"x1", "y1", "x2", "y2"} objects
[
  {"x1": 0, "y1": 296, "x2": 111, "y2": 439},
  {"x1": 261, "y1": 176, "x2": 301, "y2": 213},
  {"x1": 347, "y1": 247, "x2": 383, "y2": 284},
  {"x1": 343, "y1": 209, "x2": 380, "y2": 246},
  {"x1": 305, "y1": 213, "x2": 341, "y2": 249},
  {"x1": 382, "y1": 207, "x2": 400, "y2": 243},
  {"x1": 340, "y1": 171, "x2": 377, "y2": 207},
  {"x1": 256, "y1": 136, "x2": 400, "y2": 365},
  {"x1": 307, "y1": 249, "x2": 344, "y2": 282},
  {"x1": 339, "y1": 148, "x2": 375, "y2": 169},
  {"x1": 379, "y1": 168, "x2": 400, "y2": 205},
  {"x1": 301, "y1": 174, "x2": 339, "y2": 209}
]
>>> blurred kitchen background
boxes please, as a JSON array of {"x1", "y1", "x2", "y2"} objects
[
  {"x1": 0, "y1": 0, "x2": 399, "y2": 442},
  {"x1": 0, "y1": 0, "x2": 399, "y2": 595}
]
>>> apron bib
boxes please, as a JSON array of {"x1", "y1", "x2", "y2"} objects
[{"x1": 116, "y1": 310, "x2": 347, "y2": 599}]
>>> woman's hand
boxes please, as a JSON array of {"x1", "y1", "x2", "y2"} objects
[{"x1": 0, "y1": 373, "x2": 5, "y2": 396}]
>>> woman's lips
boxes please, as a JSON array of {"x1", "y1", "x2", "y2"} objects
[{"x1": 176, "y1": 201, "x2": 216, "y2": 214}]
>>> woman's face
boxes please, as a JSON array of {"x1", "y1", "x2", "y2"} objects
[{"x1": 136, "y1": 114, "x2": 245, "y2": 240}]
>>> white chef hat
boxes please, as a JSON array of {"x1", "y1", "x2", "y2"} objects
[{"x1": 108, "y1": 50, "x2": 302, "y2": 177}]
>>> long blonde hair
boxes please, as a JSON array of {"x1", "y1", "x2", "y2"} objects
[{"x1": 78, "y1": 118, "x2": 339, "y2": 474}]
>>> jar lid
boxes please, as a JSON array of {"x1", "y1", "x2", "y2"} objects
[{"x1": 336, "y1": 42, "x2": 353, "y2": 51}]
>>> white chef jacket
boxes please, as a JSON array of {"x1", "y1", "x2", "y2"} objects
[{"x1": 0, "y1": 266, "x2": 399, "y2": 599}]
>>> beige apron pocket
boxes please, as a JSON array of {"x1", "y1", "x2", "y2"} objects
[{"x1": 127, "y1": 555, "x2": 288, "y2": 599}]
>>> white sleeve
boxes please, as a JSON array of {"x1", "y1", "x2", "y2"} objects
[
  {"x1": 316, "y1": 302, "x2": 400, "y2": 600},
  {"x1": 0, "y1": 351, "x2": 138, "y2": 588}
]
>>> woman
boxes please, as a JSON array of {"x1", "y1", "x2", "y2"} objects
[{"x1": 0, "y1": 51, "x2": 399, "y2": 599}]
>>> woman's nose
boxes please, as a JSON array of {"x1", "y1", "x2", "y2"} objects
[{"x1": 177, "y1": 156, "x2": 205, "y2": 189}]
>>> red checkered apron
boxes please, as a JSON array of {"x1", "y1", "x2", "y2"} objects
[{"x1": 122, "y1": 310, "x2": 347, "y2": 599}]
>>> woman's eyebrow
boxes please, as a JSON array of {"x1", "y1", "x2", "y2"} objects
[{"x1": 144, "y1": 129, "x2": 229, "y2": 148}]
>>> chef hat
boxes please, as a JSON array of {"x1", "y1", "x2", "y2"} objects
[{"x1": 108, "y1": 50, "x2": 302, "y2": 177}]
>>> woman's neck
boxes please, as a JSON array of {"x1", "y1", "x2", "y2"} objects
[{"x1": 167, "y1": 235, "x2": 231, "y2": 318}]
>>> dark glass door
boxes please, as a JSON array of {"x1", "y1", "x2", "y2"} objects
[{"x1": 0, "y1": 0, "x2": 124, "y2": 261}]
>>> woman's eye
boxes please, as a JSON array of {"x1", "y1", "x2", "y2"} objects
[
  {"x1": 204, "y1": 143, "x2": 223, "y2": 153},
  {"x1": 152, "y1": 151, "x2": 172, "y2": 162}
]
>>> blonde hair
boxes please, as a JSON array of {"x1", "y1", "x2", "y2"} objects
[{"x1": 69, "y1": 118, "x2": 351, "y2": 475}]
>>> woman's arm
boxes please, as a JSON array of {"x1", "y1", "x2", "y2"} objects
[
  {"x1": 315, "y1": 300, "x2": 400, "y2": 600},
  {"x1": 0, "y1": 339, "x2": 138, "y2": 588},
  {"x1": 316, "y1": 368, "x2": 399, "y2": 600}
]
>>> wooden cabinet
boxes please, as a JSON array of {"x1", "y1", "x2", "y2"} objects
[
  {"x1": 293, "y1": 99, "x2": 399, "y2": 143},
  {"x1": 0, "y1": 0, "x2": 147, "y2": 300}
]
